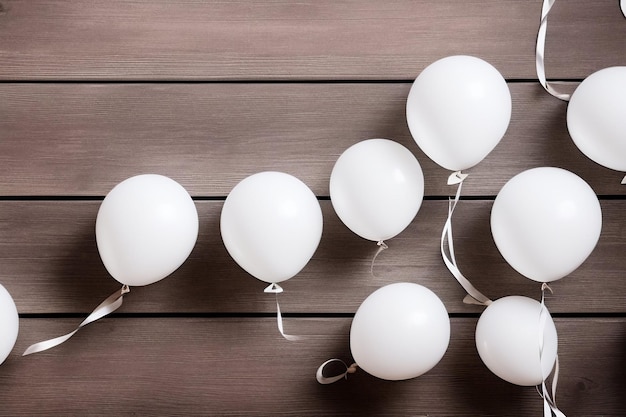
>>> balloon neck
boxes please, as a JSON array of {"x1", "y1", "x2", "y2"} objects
[
  {"x1": 447, "y1": 171, "x2": 468, "y2": 185},
  {"x1": 264, "y1": 283, "x2": 283, "y2": 294},
  {"x1": 121, "y1": 284, "x2": 131, "y2": 294}
]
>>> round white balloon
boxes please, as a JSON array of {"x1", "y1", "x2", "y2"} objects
[
  {"x1": 96, "y1": 174, "x2": 199, "y2": 287},
  {"x1": 330, "y1": 139, "x2": 424, "y2": 242},
  {"x1": 0, "y1": 283, "x2": 19, "y2": 365},
  {"x1": 350, "y1": 282, "x2": 450, "y2": 381},
  {"x1": 491, "y1": 167, "x2": 602, "y2": 283},
  {"x1": 567, "y1": 66, "x2": 626, "y2": 173},
  {"x1": 475, "y1": 296, "x2": 557, "y2": 386},
  {"x1": 221, "y1": 171, "x2": 323, "y2": 284},
  {"x1": 406, "y1": 55, "x2": 512, "y2": 172}
]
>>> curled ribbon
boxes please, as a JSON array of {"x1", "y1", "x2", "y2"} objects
[
  {"x1": 537, "y1": 0, "x2": 626, "y2": 100},
  {"x1": 23, "y1": 285, "x2": 130, "y2": 356},
  {"x1": 538, "y1": 283, "x2": 567, "y2": 417},
  {"x1": 441, "y1": 172, "x2": 492, "y2": 306},
  {"x1": 264, "y1": 283, "x2": 302, "y2": 341},
  {"x1": 536, "y1": 0, "x2": 572, "y2": 101},
  {"x1": 316, "y1": 359, "x2": 358, "y2": 384}
]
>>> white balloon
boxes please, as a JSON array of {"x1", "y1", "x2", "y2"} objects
[
  {"x1": 330, "y1": 139, "x2": 424, "y2": 242},
  {"x1": 221, "y1": 171, "x2": 323, "y2": 284},
  {"x1": 491, "y1": 167, "x2": 602, "y2": 283},
  {"x1": 96, "y1": 174, "x2": 199, "y2": 287},
  {"x1": 0, "y1": 283, "x2": 19, "y2": 365},
  {"x1": 406, "y1": 55, "x2": 512, "y2": 172},
  {"x1": 350, "y1": 282, "x2": 450, "y2": 381},
  {"x1": 475, "y1": 296, "x2": 557, "y2": 386},
  {"x1": 567, "y1": 66, "x2": 626, "y2": 173}
]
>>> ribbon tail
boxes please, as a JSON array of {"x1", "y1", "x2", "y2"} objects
[
  {"x1": 542, "y1": 384, "x2": 553, "y2": 417},
  {"x1": 536, "y1": 0, "x2": 571, "y2": 101},
  {"x1": 538, "y1": 285, "x2": 567, "y2": 417},
  {"x1": 621, "y1": 0, "x2": 626, "y2": 19},
  {"x1": 441, "y1": 176, "x2": 492, "y2": 306},
  {"x1": 463, "y1": 294, "x2": 491, "y2": 306},
  {"x1": 266, "y1": 288, "x2": 301, "y2": 342},
  {"x1": 23, "y1": 285, "x2": 129, "y2": 356},
  {"x1": 275, "y1": 297, "x2": 300, "y2": 341},
  {"x1": 621, "y1": 174, "x2": 625, "y2": 185},
  {"x1": 370, "y1": 240, "x2": 388, "y2": 278}
]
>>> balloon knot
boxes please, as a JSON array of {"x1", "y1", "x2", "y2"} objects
[
  {"x1": 541, "y1": 283, "x2": 553, "y2": 295},
  {"x1": 264, "y1": 283, "x2": 284, "y2": 294},
  {"x1": 346, "y1": 363, "x2": 358, "y2": 374},
  {"x1": 447, "y1": 171, "x2": 468, "y2": 185},
  {"x1": 121, "y1": 285, "x2": 130, "y2": 295}
]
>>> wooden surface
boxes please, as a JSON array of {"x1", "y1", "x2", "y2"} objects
[{"x1": 0, "y1": 0, "x2": 625, "y2": 415}]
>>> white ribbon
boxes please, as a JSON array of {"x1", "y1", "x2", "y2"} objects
[
  {"x1": 441, "y1": 172, "x2": 492, "y2": 306},
  {"x1": 316, "y1": 359, "x2": 358, "y2": 384},
  {"x1": 538, "y1": 283, "x2": 567, "y2": 417},
  {"x1": 621, "y1": 175, "x2": 626, "y2": 185},
  {"x1": 23, "y1": 285, "x2": 130, "y2": 356},
  {"x1": 536, "y1": 0, "x2": 626, "y2": 99},
  {"x1": 370, "y1": 240, "x2": 388, "y2": 277},
  {"x1": 536, "y1": 0, "x2": 571, "y2": 101},
  {"x1": 264, "y1": 283, "x2": 301, "y2": 341}
]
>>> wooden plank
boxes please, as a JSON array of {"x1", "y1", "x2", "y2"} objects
[
  {"x1": 0, "y1": 1, "x2": 624, "y2": 80},
  {"x1": 1, "y1": 82, "x2": 624, "y2": 197},
  {"x1": 2, "y1": 200, "x2": 624, "y2": 314},
  {"x1": 1, "y1": 317, "x2": 623, "y2": 416}
]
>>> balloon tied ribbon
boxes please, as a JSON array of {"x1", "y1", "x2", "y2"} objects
[
  {"x1": 370, "y1": 240, "x2": 388, "y2": 278},
  {"x1": 23, "y1": 285, "x2": 130, "y2": 356},
  {"x1": 536, "y1": 0, "x2": 571, "y2": 101},
  {"x1": 538, "y1": 283, "x2": 566, "y2": 417},
  {"x1": 264, "y1": 283, "x2": 302, "y2": 342},
  {"x1": 447, "y1": 171, "x2": 468, "y2": 186},
  {"x1": 442, "y1": 173, "x2": 492, "y2": 306},
  {"x1": 316, "y1": 359, "x2": 358, "y2": 384}
]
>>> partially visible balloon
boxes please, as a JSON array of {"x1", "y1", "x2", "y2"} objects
[
  {"x1": 475, "y1": 296, "x2": 557, "y2": 386},
  {"x1": 96, "y1": 174, "x2": 199, "y2": 287},
  {"x1": 567, "y1": 66, "x2": 626, "y2": 174},
  {"x1": 491, "y1": 167, "x2": 601, "y2": 283},
  {"x1": 221, "y1": 171, "x2": 323, "y2": 284},
  {"x1": 0, "y1": 283, "x2": 19, "y2": 364},
  {"x1": 407, "y1": 55, "x2": 512, "y2": 172},
  {"x1": 330, "y1": 139, "x2": 424, "y2": 242},
  {"x1": 350, "y1": 282, "x2": 450, "y2": 381}
]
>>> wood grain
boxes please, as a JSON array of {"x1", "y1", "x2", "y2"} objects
[
  {"x1": 0, "y1": 0, "x2": 625, "y2": 80},
  {"x1": 2, "y1": 200, "x2": 624, "y2": 315},
  {"x1": 1, "y1": 317, "x2": 624, "y2": 416},
  {"x1": 0, "y1": 1, "x2": 624, "y2": 414},
  {"x1": 1, "y1": 82, "x2": 624, "y2": 197}
]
